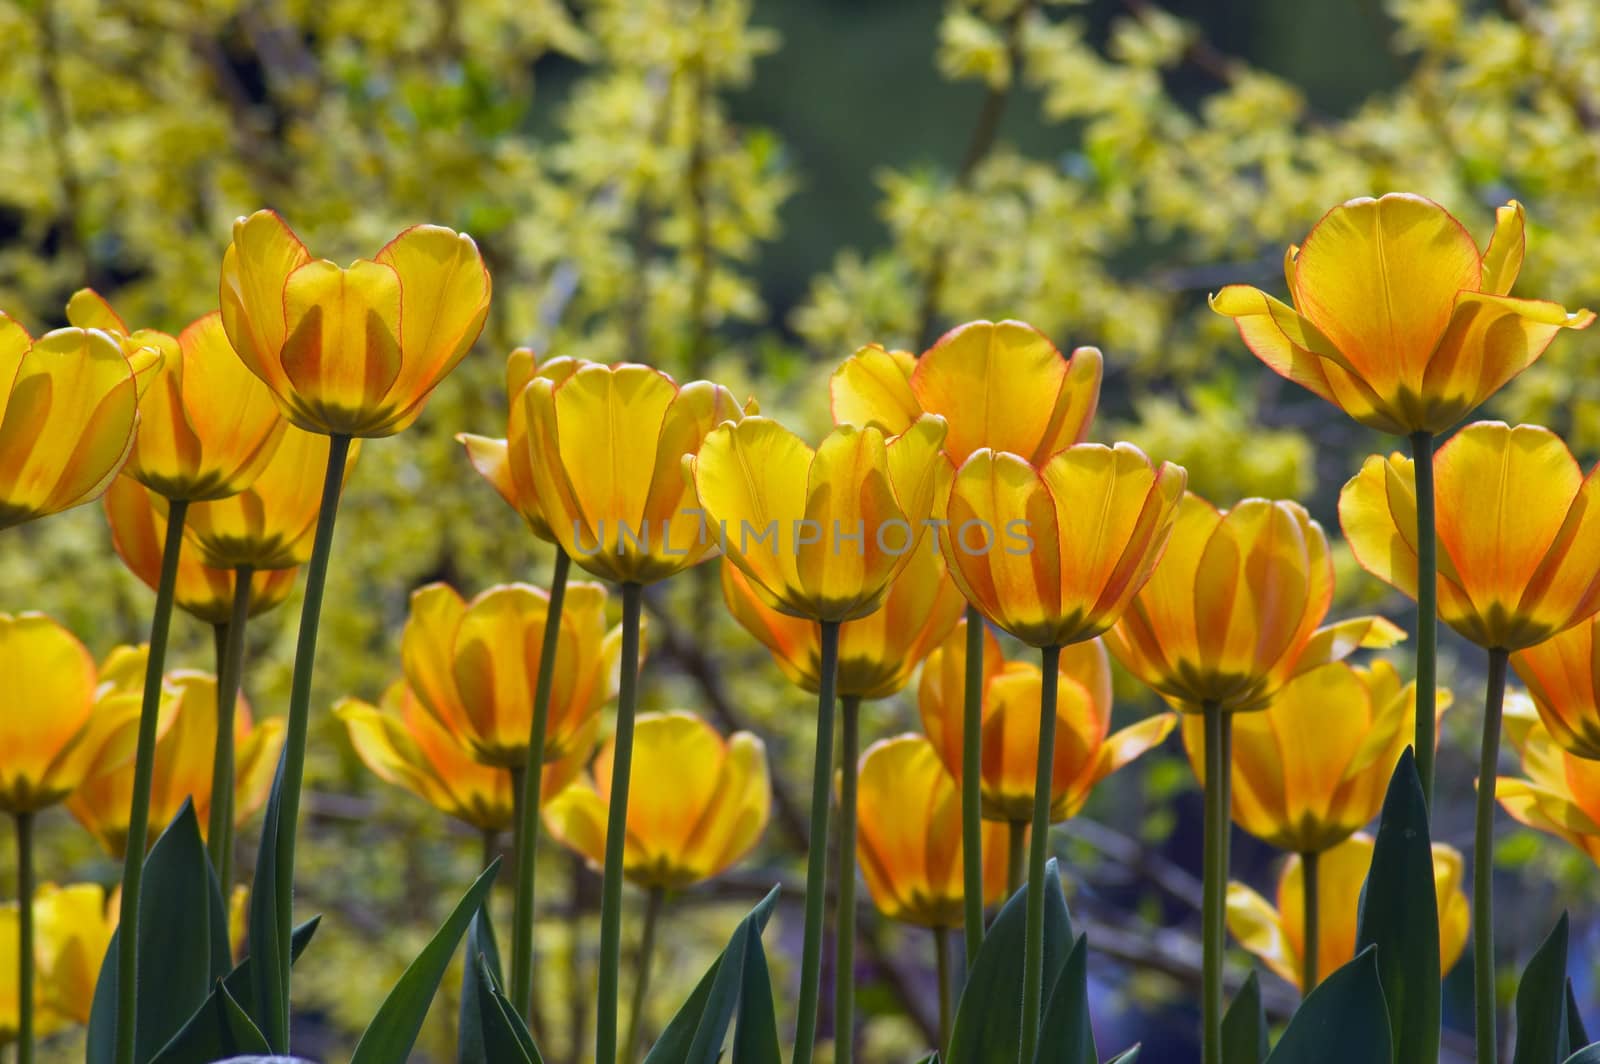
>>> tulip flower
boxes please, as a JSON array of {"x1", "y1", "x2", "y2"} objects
[
  {"x1": 1497, "y1": 696, "x2": 1600, "y2": 866},
  {"x1": 31, "y1": 883, "x2": 117, "y2": 1026},
  {"x1": 0, "y1": 312, "x2": 159, "y2": 530},
  {"x1": 1512, "y1": 615, "x2": 1600, "y2": 760},
  {"x1": 1227, "y1": 833, "x2": 1469, "y2": 994}
]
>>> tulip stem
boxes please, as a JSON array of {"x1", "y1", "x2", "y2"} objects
[
  {"x1": 625, "y1": 886, "x2": 665, "y2": 1064},
  {"x1": 512, "y1": 547, "x2": 571, "y2": 1023},
  {"x1": 836, "y1": 694, "x2": 861, "y2": 1064},
  {"x1": 1007, "y1": 820, "x2": 1026, "y2": 896},
  {"x1": 1410, "y1": 430, "x2": 1439, "y2": 807},
  {"x1": 1020, "y1": 644, "x2": 1062, "y2": 1063},
  {"x1": 596, "y1": 581, "x2": 644, "y2": 1064},
  {"x1": 265, "y1": 433, "x2": 351, "y2": 1050},
  {"x1": 1300, "y1": 849, "x2": 1318, "y2": 996},
  {"x1": 961, "y1": 605, "x2": 987, "y2": 968},
  {"x1": 15, "y1": 811, "x2": 34, "y2": 1064},
  {"x1": 933, "y1": 925, "x2": 952, "y2": 1061},
  {"x1": 114, "y1": 495, "x2": 189, "y2": 1064},
  {"x1": 793, "y1": 619, "x2": 841, "y2": 1064},
  {"x1": 208, "y1": 568, "x2": 254, "y2": 897},
  {"x1": 1201, "y1": 701, "x2": 1232, "y2": 1064},
  {"x1": 1474, "y1": 647, "x2": 1509, "y2": 1064}
]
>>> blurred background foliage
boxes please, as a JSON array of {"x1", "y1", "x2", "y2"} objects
[{"x1": 1, "y1": 0, "x2": 1598, "y2": 1059}]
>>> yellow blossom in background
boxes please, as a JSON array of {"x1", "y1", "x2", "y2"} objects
[
  {"x1": 1497, "y1": 696, "x2": 1600, "y2": 866},
  {"x1": 1512, "y1": 615, "x2": 1600, "y2": 761},
  {"x1": 32, "y1": 883, "x2": 117, "y2": 1026}
]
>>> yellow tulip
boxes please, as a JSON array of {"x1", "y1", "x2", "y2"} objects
[
  {"x1": 1497, "y1": 695, "x2": 1600, "y2": 865},
  {"x1": 720, "y1": 529, "x2": 965, "y2": 698},
  {"x1": 1511, "y1": 615, "x2": 1600, "y2": 760},
  {"x1": 1341, "y1": 422, "x2": 1600, "y2": 652},
  {"x1": 854, "y1": 735, "x2": 1014, "y2": 927},
  {"x1": 944, "y1": 443, "x2": 1187, "y2": 649},
  {"x1": 104, "y1": 475, "x2": 299, "y2": 625},
  {"x1": 336, "y1": 681, "x2": 592, "y2": 833},
  {"x1": 400, "y1": 581, "x2": 628, "y2": 769},
  {"x1": 1183, "y1": 661, "x2": 1448, "y2": 853},
  {"x1": 920, "y1": 621, "x2": 1174, "y2": 823},
  {"x1": 688, "y1": 415, "x2": 947, "y2": 622},
  {"x1": 542, "y1": 711, "x2": 769, "y2": 889},
  {"x1": 66, "y1": 290, "x2": 285, "y2": 501},
  {"x1": 830, "y1": 321, "x2": 1102, "y2": 465},
  {"x1": 0, "y1": 312, "x2": 160, "y2": 530},
  {"x1": 1211, "y1": 194, "x2": 1593, "y2": 436},
  {"x1": 1107, "y1": 494, "x2": 1403, "y2": 714},
  {"x1": 219, "y1": 210, "x2": 492, "y2": 437},
  {"x1": 520, "y1": 362, "x2": 756, "y2": 584},
  {"x1": 32, "y1": 883, "x2": 116, "y2": 1026},
  {"x1": 68, "y1": 670, "x2": 284, "y2": 858},
  {"x1": 1227, "y1": 833, "x2": 1470, "y2": 991}
]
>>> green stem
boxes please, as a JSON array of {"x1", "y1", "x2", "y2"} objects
[
  {"x1": 265, "y1": 434, "x2": 351, "y2": 1050},
  {"x1": 114, "y1": 496, "x2": 189, "y2": 1064},
  {"x1": 208, "y1": 568, "x2": 253, "y2": 896},
  {"x1": 1300, "y1": 849, "x2": 1319, "y2": 996},
  {"x1": 16, "y1": 812, "x2": 34, "y2": 1064},
  {"x1": 569, "y1": 850, "x2": 589, "y2": 1064},
  {"x1": 1201, "y1": 701, "x2": 1232, "y2": 1064},
  {"x1": 961, "y1": 605, "x2": 986, "y2": 968},
  {"x1": 793, "y1": 619, "x2": 841, "y2": 1064},
  {"x1": 1410, "y1": 430, "x2": 1438, "y2": 807},
  {"x1": 1019, "y1": 644, "x2": 1062, "y2": 1063},
  {"x1": 835, "y1": 695, "x2": 861, "y2": 1064},
  {"x1": 1007, "y1": 820, "x2": 1026, "y2": 897},
  {"x1": 624, "y1": 887, "x2": 665, "y2": 1064},
  {"x1": 512, "y1": 547, "x2": 570, "y2": 1023},
  {"x1": 1474, "y1": 647, "x2": 1509, "y2": 1064},
  {"x1": 934, "y1": 925, "x2": 952, "y2": 1062},
  {"x1": 596, "y1": 582, "x2": 644, "y2": 1064}
]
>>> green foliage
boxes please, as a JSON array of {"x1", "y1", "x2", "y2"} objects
[
  {"x1": 1220, "y1": 972, "x2": 1268, "y2": 1064},
  {"x1": 1512, "y1": 914, "x2": 1573, "y2": 1064},
  {"x1": 1262, "y1": 948, "x2": 1392, "y2": 1064}
]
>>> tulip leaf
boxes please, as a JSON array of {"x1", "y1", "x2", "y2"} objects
[
  {"x1": 223, "y1": 917, "x2": 322, "y2": 1015},
  {"x1": 1512, "y1": 912, "x2": 1571, "y2": 1064},
  {"x1": 1564, "y1": 1046, "x2": 1600, "y2": 1064},
  {"x1": 1355, "y1": 748, "x2": 1439, "y2": 1064},
  {"x1": 913, "y1": 1055, "x2": 939, "y2": 1064},
  {"x1": 458, "y1": 905, "x2": 508, "y2": 1064},
  {"x1": 1262, "y1": 947, "x2": 1391, "y2": 1064},
  {"x1": 949, "y1": 858, "x2": 1074, "y2": 1064},
  {"x1": 347, "y1": 858, "x2": 501, "y2": 1064},
  {"x1": 727, "y1": 907, "x2": 782, "y2": 1064},
  {"x1": 247, "y1": 756, "x2": 292, "y2": 1050},
  {"x1": 472, "y1": 955, "x2": 544, "y2": 1064},
  {"x1": 1105, "y1": 1050, "x2": 1142, "y2": 1064},
  {"x1": 147, "y1": 979, "x2": 271, "y2": 1064},
  {"x1": 1568, "y1": 981, "x2": 1590, "y2": 1051},
  {"x1": 1032, "y1": 934, "x2": 1095, "y2": 1064},
  {"x1": 1221, "y1": 971, "x2": 1269, "y2": 1064}
]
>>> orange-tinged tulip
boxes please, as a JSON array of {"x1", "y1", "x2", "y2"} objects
[
  {"x1": 31, "y1": 883, "x2": 116, "y2": 1026},
  {"x1": 219, "y1": 210, "x2": 492, "y2": 437},
  {"x1": 1211, "y1": 194, "x2": 1593, "y2": 436},
  {"x1": 1497, "y1": 696, "x2": 1600, "y2": 865},
  {"x1": 830, "y1": 321, "x2": 1102, "y2": 465},
  {"x1": 105, "y1": 475, "x2": 299, "y2": 624},
  {"x1": 457, "y1": 347, "x2": 585, "y2": 542},
  {"x1": 521, "y1": 362, "x2": 756, "y2": 584},
  {"x1": 1184, "y1": 661, "x2": 1448, "y2": 853},
  {"x1": 336, "y1": 681, "x2": 592, "y2": 833},
  {"x1": 688, "y1": 415, "x2": 947, "y2": 622},
  {"x1": 1227, "y1": 833, "x2": 1469, "y2": 991},
  {"x1": 401, "y1": 582, "x2": 628, "y2": 769},
  {"x1": 854, "y1": 735, "x2": 1014, "y2": 927},
  {"x1": 1340, "y1": 422, "x2": 1600, "y2": 651},
  {"x1": 1512, "y1": 615, "x2": 1600, "y2": 760},
  {"x1": 721, "y1": 529, "x2": 965, "y2": 699},
  {"x1": 920, "y1": 621, "x2": 1174, "y2": 823},
  {"x1": 0, "y1": 312, "x2": 160, "y2": 530},
  {"x1": 944, "y1": 443, "x2": 1187, "y2": 649},
  {"x1": 543, "y1": 711, "x2": 769, "y2": 889},
  {"x1": 1107, "y1": 494, "x2": 1403, "y2": 714},
  {"x1": 68, "y1": 670, "x2": 283, "y2": 858},
  {"x1": 67, "y1": 290, "x2": 285, "y2": 501}
]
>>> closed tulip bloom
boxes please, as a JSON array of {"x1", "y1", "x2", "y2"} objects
[
  {"x1": 721, "y1": 530, "x2": 965, "y2": 698},
  {"x1": 1497, "y1": 696, "x2": 1600, "y2": 865},
  {"x1": 920, "y1": 622, "x2": 1174, "y2": 822},
  {"x1": 104, "y1": 475, "x2": 298, "y2": 624},
  {"x1": 1211, "y1": 194, "x2": 1593, "y2": 436},
  {"x1": 336, "y1": 681, "x2": 592, "y2": 833},
  {"x1": 1341, "y1": 422, "x2": 1600, "y2": 651},
  {"x1": 1107, "y1": 494, "x2": 1403, "y2": 714},
  {"x1": 67, "y1": 290, "x2": 285, "y2": 501},
  {"x1": 689, "y1": 415, "x2": 947, "y2": 622},
  {"x1": 1227, "y1": 833, "x2": 1470, "y2": 991},
  {"x1": 219, "y1": 210, "x2": 491, "y2": 437},
  {"x1": 1512, "y1": 616, "x2": 1600, "y2": 760},
  {"x1": 32, "y1": 883, "x2": 116, "y2": 1026},
  {"x1": 1184, "y1": 661, "x2": 1447, "y2": 853},
  {"x1": 830, "y1": 321, "x2": 1102, "y2": 464},
  {"x1": 521, "y1": 362, "x2": 756, "y2": 584},
  {"x1": 0, "y1": 313, "x2": 160, "y2": 530},
  {"x1": 543, "y1": 711, "x2": 770, "y2": 889},
  {"x1": 401, "y1": 582, "x2": 626, "y2": 769},
  {"x1": 854, "y1": 735, "x2": 1013, "y2": 927}
]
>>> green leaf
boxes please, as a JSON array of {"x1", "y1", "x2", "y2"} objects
[
  {"x1": 1355, "y1": 748, "x2": 1440, "y2": 1064},
  {"x1": 247, "y1": 756, "x2": 292, "y2": 1050},
  {"x1": 458, "y1": 904, "x2": 506, "y2": 1064},
  {"x1": 1568, "y1": 981, "x2": 1590, "y2": 1052},
  {"x1": 1033, "y1": 934, "x2": 1095, "y2": 1064},
  {"x1": 1263, "y1": 947, "x2": 1392, "y2": 1064},
  {"x1": 1221, "y1": 971, "x2": 1269, "y2": 1064},
  {"x1": 949, "y1": 857, "x2": 1074, "y2": 1064},
  {"x1": 224, "y1": 918, "x2": 321, "y2": 1016},
  {"x1": 147, "y1": 980, "x2": 271, "y2": 1064},
  {"x1": 346, "y1": 859, "x2": 501, "y2": 1064},
  {"x1": 913, "y1": 1055, "x2": 940, "y2": 1064},
  {"x1": 727, "y1": 911, "x2": 782, "y2": 1063},
  {"x1": 1512, "y1": 913, "x2": 1570, "y2": 1064},
  {"x1": 1105, "y1": 1050, "x2": 1142, "y2": 1064},
  {"x1": 473, "y1": 955, "x2": 543, "y2": 1064},
  {"x1": 1563, "y1": 1047, "x2": 1600, "y2": 1064}
]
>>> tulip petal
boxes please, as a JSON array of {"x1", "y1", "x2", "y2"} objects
[
  {"x1": 373, "y1": 224, "x2": 491, "y2": 413},
  {"x1": 684, "y1": 731, "x2": 770, "y2": 880},
  {"x1": 219, "y1": 210, "x2": 312, "y2": 394},
  {"x1": 798, "y1": 425, "x2": 900, "y2": 619},
  {"x1": 552, "y1": 363, "x2": 676, "y2": 539},
  {"x1": 400, "y1": 583, "x2": 470, "y2": 733},
  {"x1": 173, "y1": 312, "x2": 286, "y2": 497},
  {"x1": 620, "y1": 713, "x2": 726, "y2": 876},
  {"x1": 280, "y1": 258, "x2": 404, "y2": 431},
  {"x1": 1518, "y1": 463, "x2": 1600, "y2": 643},
  {"x1": 543, "y1": 778, "x2": 609, "y2": 869},
  {"x1": 1340, "y1": 454, "x2": 1420, "y2": 600},
  {"x1": 1480, "y1": 200, "x2": 1525, "y2": 298},
  {"x1": 65, "y1": 288, "x2": 129, "y2": 333},
  {"x1": 910, "y1": 320, "x2": 1071, "y2": 465},
  {"x1": 1082, "y1": 712, "x2": 1175, "y2": 798},
  {"x1": 1294, "y1": 615, "x2": 1406, "y2": 673},
  {"x1": 1209, "y1": 285, "x2": 1345, "y2": 406},
  {"x1": 944, "y1": 450, "x2": 1062, "y2": 647},
  {"x1": 1226, "y1": 881, "x2": 1298, "y2": 988},
  {"x1": 830, "y1": 344, "x2": 919, "y2": 434},
  {"x1": 642, "y1": 380, "x2": 748, "y2": 563},
  {"x1": 0, "y1": 614, "x2": 98, "y2": 811}
]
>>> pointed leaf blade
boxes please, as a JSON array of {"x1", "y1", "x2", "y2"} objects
[
  {"x1": 1263, "y1": 947, "x2": 1392, "y2": 1064},
  {"x1": 1512, "y1": 913, "x2": 1571, "y2": 1064}
]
